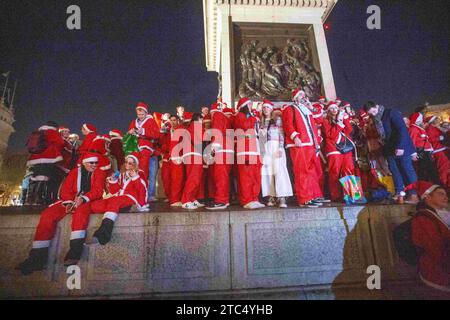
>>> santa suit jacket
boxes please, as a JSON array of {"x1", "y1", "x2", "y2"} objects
[
  {"x1": 427, "y1": 125, "x2": 447, "y2": 155},
  {"x1": 27, "y1": 126, "x2": 65, "y2": 167},
  {"x1": 412, "y1": 204, "x2": 450, "y2": 291},
  {"x1": 182, "y1": 121, "x2": 204, "y2": 164},
  {"x1": 128, "y1": 115, "x2": 160, "y2": 154},
  {"x1": 56, "y1": 166, "x2": 106, "y2": 205},
  {"x1": 322, "y1": 118, "x2": 353, "y2": 157},
  {"x1": 282, "y1": 104, "x2": 320, "y2": 150},
  {"x1": 78, "y1": 136, "x2": 111, "y2": 172},
  {"x1": 409, "y1": 124, "x2": 433, "y2": 152},
  {"x1": 210, "y1": 110, "x2": 234, "y2": 153},
  {"x1": 78, "y1": 132, "x2": 97, "y2": 158},
  {"x1": 234, "y1": 111, "x2": 260, "y2": 163},
  {"x1": 107, "y1": 171, "x2": 148, "y2": 207}
]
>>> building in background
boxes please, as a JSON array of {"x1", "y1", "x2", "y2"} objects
[
  {"x1": 425, "y1": 103, "x2": 450, "y2": 123},
  {"x1": 0, "y1": 72, "x2": 16, "y2": 168}
]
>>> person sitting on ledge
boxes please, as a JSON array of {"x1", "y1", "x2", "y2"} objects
[
  {"x1": 17, "y1": 152, "x2": 106, "y2": 275},
  {"x1": 74, "y1": 152, "x2": 148, "y2": 249},
  {"x1": 412, "y1": 181, "x2": 450, "y2": 293}
]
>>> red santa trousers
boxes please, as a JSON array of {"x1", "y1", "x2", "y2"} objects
[
  {"x1": 289, "y1": 147, "x2": 320, "y2": 205},
  {"x1": 161, "y1": 160, "x2": 171, "y2": 200},
  {"x1": 312, "y1": 153, "x2": 325, "y2": 199},
  {"x1": 32, "y1": 201, "x2": 92, "y2": 248},
  {"x1": 434, "y1": 151, "x2": 450, "y2": 188},
  {"x1": 138, "y1": 149, "x2": 151, "y2": 182},
  {"x1": 181, "y1": 163, "x2": 203, "y2": 204},
  {"x1": 169, "y1": 160, "x2": 185, "y2": 204},
  {"x1": 213, "y1": 152, "x2": 233, "y2": 204},
  {"x1": 327, "y1": 152, "x2": 355, "y2": 202},
  {"x1": 236, "y1": 162, "x2": 261, "y2": 206}
]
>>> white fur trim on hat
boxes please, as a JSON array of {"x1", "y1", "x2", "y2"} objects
[
  {"x1": 421, "y1": 185, "x2": 441, "y2": 199},
  {"x1": 82, "y1": 124, "x2": 94, "y2": 133},
  {"x1": 82, "y1": 156, "x2": 99, "y2": 164},
  {"x1": 126, "y1": 154, "x2": 139, "y2": 166}
]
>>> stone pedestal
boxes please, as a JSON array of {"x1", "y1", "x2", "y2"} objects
[{"x1": 203, "y1": 0, "x2": 338, "y2": 106}]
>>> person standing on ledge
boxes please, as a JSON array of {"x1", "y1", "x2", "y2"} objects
[
  {"x1": 363, "y1": 101, "x2": 418, "y2": 204},
  {"x1": 412, "y1": 182, "x2": 450, "y2": 294}
]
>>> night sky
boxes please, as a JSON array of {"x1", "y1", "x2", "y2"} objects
[{"x1": 1, "y1": 0, "x2": 449, "y2": 151}]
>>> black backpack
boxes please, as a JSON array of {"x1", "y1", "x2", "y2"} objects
[
  {"x1": 26, "y1": 130, "x2": 48, "y2": 154},
  {"x1": 392, "y1": 218, "x2": 419, "y2": 266}
]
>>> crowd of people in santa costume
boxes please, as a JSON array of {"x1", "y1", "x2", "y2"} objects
[{"x1": 17, "y1": 87, "x2": 450, "y2": 277}]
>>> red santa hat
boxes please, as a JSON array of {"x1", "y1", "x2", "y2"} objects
[
  {"x1": 335, "y1": 98, "x2": 342, "y2": 103},
  {"x1": 292, "y1": 88, "x2": 305, "y2": 100},
  {"x1": 409, "y1": 112, "x2": 424, "y2": 125},
  {"x1": 210, "y1": 103, "x2": 220, "y2": 113},
  {"x1": 326, "y1": 101, "x2": 339, "y2": 111},
  {"x1": 237, "y1": 97, "x2": 252, "y2": 110},
  {"x1": 109, "y1": 129, "x2": 122, "y2": 138},
  {"x1": 183, "y1": 111, "x2": 193, "y2": 123},
  {"x1": 82, "y1": 123, "x2": 97, "y2": 133},
  {"x1": 319, "y1": 96, "x2": 326, "y2": 102},
  {"x1": 417, "y1": 181, "x2": 442, "y2": 199},
  {"x1": 102, "y1": 134, "x2": 111, "y2": 143},
  {"x1": 343, "y1": 102, "x2": 351, "y2": 107},
  {"x1": 262, "y1": 99, "x2": 274, "y2": 110},
  {"x1": 136, "y1": 102, "x2": 149, "y2": 113},
  {"x1": 223, "y1": 107, "x2": 234, "y2": 116},
  {"x1": 425, "y1": 115, "x2": 438, "y2": 124},
  {"x1": 58, "y1": 126, "x2": 70, "y2": 133},
  {"x1": 81, "y1": 152, "x2": 99, "y2": 164},
  {"x1": 90, "y1": 136, "x2": 108, "y2": 155},
  {"x1": 125, "y1": 152, "x2": 140, "y2": 166}
]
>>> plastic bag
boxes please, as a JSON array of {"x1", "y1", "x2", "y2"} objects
[
  {"x1": 122, "y1": 134, "x2": 139, "y2": 156},
  {"x1": 378, "y1": 175, "x2": 395, "y2": 194},
  {"x1": 339, "y1": 175, "x2": 367, "y2": 205}
]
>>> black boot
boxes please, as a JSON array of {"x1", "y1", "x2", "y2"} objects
[
  {"x1": 16, "y1": 247, "x2": 49, "y2": 275},
  {"x1": 93, "y1": 219, "x2": 115, "y2": 245},
  {"x1": 64, "y1": 238, "x2": 86, "y2": 266}
]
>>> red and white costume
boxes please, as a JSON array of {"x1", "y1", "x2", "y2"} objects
[
  {"x1": 78, "y1": 123, "x2": 97, "y2": 159},
  {"x1": 181, "y1": 119, "x2": 204, "y2": 204},
  {"x1": 409, "y1": 113, "x2": 433, "y2": 152},
  {"x1": 27, "y1": 125, "x2": 65, "y2": 167},
  {"x1": 322, "y1": 115, "x2": 355, "y2": 202},
  {"x1": 87, "y1": 135, "x2": 112, "y2": 173},
  {"x1": 427, "y1": 119, "x2": 450, "y2": 188},
  {"x1": 128, "y1": 102, "x2": 160, "y2": 180},
  {"x1": 282, "y1": 93, "x2": 322, "y2": 205},
  {"x1": 168, "y1": 124, "x2": 185, "y2": 205},
  {"x1": 32, "y1": 154, "x2": 106, "y2": 248},
  {"x1": 210, "y1": 103, "x2": 234, "y2": 204},
  {"x1": 234, "y1": 98, "x2": 262, "y2": 206}
]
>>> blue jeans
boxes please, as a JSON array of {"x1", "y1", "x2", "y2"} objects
[
  {"x1": 387, "y1": 154, "x2": 417, "y2": 195},
  {"x1": 148, "y1": 156, "x2": 159, "y2": 198}
]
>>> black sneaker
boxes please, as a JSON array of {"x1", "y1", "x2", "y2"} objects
[
  {"x1": 313, "y1": 198, "x2": 331, "y2": 203},
  {"x1": 301, "y1": 201, "x2": 320, "y2": 208},
  {"x1": 206, "y1": 203, "x2": 229, "y2": 210}
]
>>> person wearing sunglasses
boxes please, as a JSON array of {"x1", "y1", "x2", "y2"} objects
[
  {"x1": 74, "y1": 152, "x2": 148, "y2": 249},
  {"x1": 17, "y1": 152, "x2": 106, "y2": 275}
]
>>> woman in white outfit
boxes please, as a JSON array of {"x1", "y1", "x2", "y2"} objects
[{"x1": 259, "y1": 100, "x2": 293, "y2": 208}]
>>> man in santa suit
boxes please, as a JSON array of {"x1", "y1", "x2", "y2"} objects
[
  {"x1": 206, "y1": 102, "x2": 234, "y2": 210},
  {"x1": 168, "y1": 115, "x2": 186, "y2": 207},
  {"x1": 282, "y1": 89, "x2": 323, "y2": 207},
  {"x1": 201, "y1": 106, "x2": 211, "y2": 129},
  {"x1": 234, "y1": 97, "x2": 265, "y2": 209},
  {"x1": 409, "y1": 112, "x2": 440, "y2": 184},
  {"x1": 309, "y1": 100, "x2": 329, "y2": 203},
  {"x1": 128, "y1": 102, "x2": 160, "y2": 181},
  {"x1": 109, "y1": 129, "x2": 125, "y2": 171},
  {"x1": 17, "y1": 153, "x2": 106, "y2": 274},
  {"x1": 426, "y1": 116, "x2": 450, "y2": 188},
  {"x1": 74, "y1": 152, "x2": 148, "y2": 249}
]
